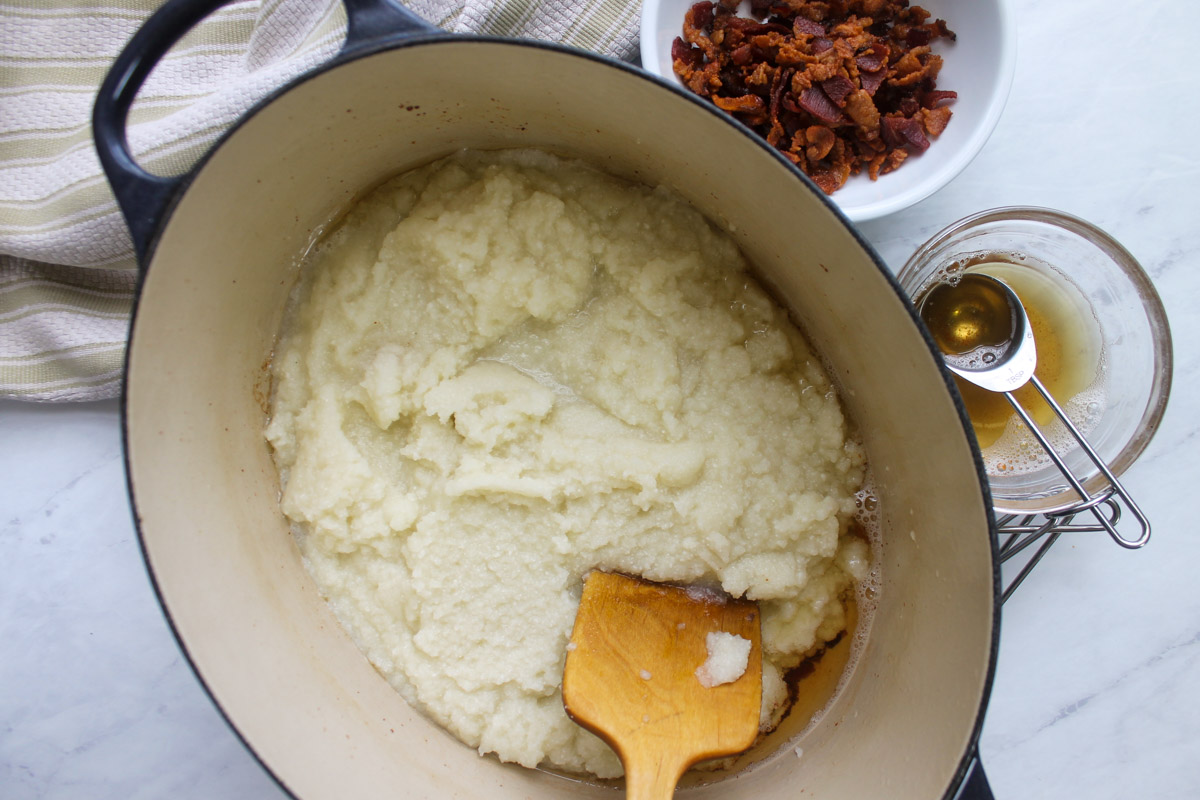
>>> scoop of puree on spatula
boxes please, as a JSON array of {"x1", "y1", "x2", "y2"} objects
[{"x1": 562, "y1": 571, "x2": 763, "y2": 800}]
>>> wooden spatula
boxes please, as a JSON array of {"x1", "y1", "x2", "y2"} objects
[{"x1": 562, "y1": 571, "x2": 762, "y2": 800}]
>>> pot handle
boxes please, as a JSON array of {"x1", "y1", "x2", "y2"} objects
[
  {"x1": 342, "y1": 0, "x2": 438, "y2": 52},
  {"x1": 956, "y1": 753, "x2": 995, "y2": 800},
  {"x1": 92, "y1": 0, "x2": 436, "y2": 263}
]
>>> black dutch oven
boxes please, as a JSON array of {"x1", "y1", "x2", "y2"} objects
[{"x1": 93, "y1": 1, "x2": 1000, "y2": 797}]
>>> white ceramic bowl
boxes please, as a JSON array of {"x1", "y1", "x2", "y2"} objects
[{"x1": 639, "y1": 0, "x2": 1017, "y2": 221}]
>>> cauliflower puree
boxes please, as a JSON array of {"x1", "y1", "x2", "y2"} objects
[{"x1": 266, "y1": 150, "x2": 869, "y2": 779}]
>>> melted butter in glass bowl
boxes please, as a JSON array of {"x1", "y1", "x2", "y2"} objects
[{"x1": 898, "y1": 207, "x2": 1173, "y2": 515}]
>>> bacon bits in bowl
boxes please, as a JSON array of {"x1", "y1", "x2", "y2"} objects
[{"x1": 640, "y1": 0, "x2": 1016, "y2": 221}]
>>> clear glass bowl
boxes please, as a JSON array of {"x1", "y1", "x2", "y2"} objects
[{"x1": 897, "y1": 207, "x2": 1173, "y2": 515}]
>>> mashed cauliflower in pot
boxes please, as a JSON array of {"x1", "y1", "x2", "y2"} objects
[{"x1": 265, "y1": 149, "x2": 870, "y2": 779}]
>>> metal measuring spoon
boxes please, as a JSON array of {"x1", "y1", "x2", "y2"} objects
[{"x1": 919, "y1": 273, "x2": 1150, "y2": 549}]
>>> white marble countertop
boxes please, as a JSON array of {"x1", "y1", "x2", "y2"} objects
[{"x1": 2, "y1": 0, "x2": 1197, "y2": 797}]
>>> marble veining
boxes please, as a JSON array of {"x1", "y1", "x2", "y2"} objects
[{"x1": 2, "y1": 0, "x2": 1198, "y2": 797}]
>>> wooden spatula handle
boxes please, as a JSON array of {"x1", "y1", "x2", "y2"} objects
[{"x1": 624, "y1": 754, "x2": 689, "y2": 800}]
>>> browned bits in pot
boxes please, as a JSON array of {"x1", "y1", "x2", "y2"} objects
[{"x1": 673, "y1": 0, "x2": 957, "y2": 195}]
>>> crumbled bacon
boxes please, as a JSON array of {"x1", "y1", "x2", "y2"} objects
[
  {"x1": 672, "y1": 37, "x2": 704, "y2": 70},
  {"x1": 859, "y1": 68, "x2": 886, "y2": 96},
  {"x1": 671, "y1": 0, "x2": 957, "y2": 194},
  {"x1": 920, "y1": 89, "x2": 958, "y2": 109},
  {"x1": 810, "y1": 37, "x2": 834, "y2": 54},
  {"x1": 688, "y1": 1, "x2": 715, "y2": 30},
  {"x1": 855, "y1": 43, "x2": 888, "y2": 73},
  {"x1": 843, "y1": 88, "x2": 880, "y2": 130},
  {"x1": 799, "y1": 86, "x2": 846, "y2": 125},
  {"x1": 804, "y1": 125, "x2": 837, "y2": 161},
  {"x1": 921, "y1": 104, "x2": 953, "y2": 137},
  {"x1": 906, "y1": 26, "x2": 932, "y2": 47},
  {"x1": 821, "y1": 75, "x2": 854, "y2": 106},
  {"x1": 882, "y1": 115, "x2": 930, "y2": 153},
  {"x1": 794, "y1": 17, "x2": 825, "y2": 37}
]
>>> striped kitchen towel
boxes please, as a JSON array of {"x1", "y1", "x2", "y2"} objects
[{"x1": 0, "y1": 0, "x2": 641, "y2": 402}]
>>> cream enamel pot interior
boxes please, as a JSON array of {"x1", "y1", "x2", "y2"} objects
[{"x1": 94, "y1": 1, "x2": 1001, "y2": 797}]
